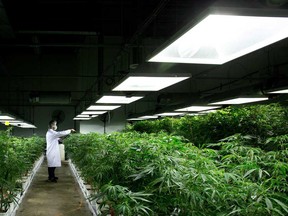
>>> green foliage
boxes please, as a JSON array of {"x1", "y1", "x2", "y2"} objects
[
  {"x1": 128, "y1": 103, "x2": 288, "y2": 148},
  {"x1": 0, "y1": 129, "x2": 45, "y2": 212},
  {"x1": 66, "y1": 131, "x2": 288, "y2": 215}
]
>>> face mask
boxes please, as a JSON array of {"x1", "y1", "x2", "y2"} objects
[{"x1": 53, "y1": 125, "x2": 58, "y2": 131}]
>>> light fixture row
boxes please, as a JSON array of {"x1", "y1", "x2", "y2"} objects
[
  {"x1": 127, "y1": 96, "x2": 272, "y2": 121},
  {"x1": 74, "y1": 74, "x2": 191, "y2": 121},
  {"x1": 148, "y1": 7, "x2": 288, "y2": 65},
  {"x1": 0, "y1": 113, "x2": 37, "y2": 128},
  {"x1": 74, "y1": 5, "x2": 288, "y2": 121}
]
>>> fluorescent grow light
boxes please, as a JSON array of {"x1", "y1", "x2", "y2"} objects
[
  {"x1": 112, "y1": 74, "x2": 190, "y2": 91},
  {"x1": 199, "y1": 109, "x2": 218, "y2": 114},
  {"x1": 210, "y1": 97, "x2": 268, "y2": 105},
  {"x1": 9, "y1": 122, "x2": 36, "y2": 128},
  {"x1": 0, "y1": 120, "x2": 23, "y2": 123},
  {"x1": 76, "y1": 114, "x2": 98, "y2": 118},
  {"x1": 149, "y1": 8, "x2": 288, "y2": 64},
  {"x1": 73, "y1": 117, "x2": 91, "y2": 120},
  {"x1": 156, "y1": 112, "x2": 185, "y2": 117},
  {"x1": 175, "y1": 106, "x2": 220, "y2": 112},
  {"x1": 81, "y1": 111, "x2": 107, "y2": 115},
  {"x1": 87, "y1": 105, "x2": 121, "y2": 110},
  {"x1": 0, "y1": 115, "x2": 15, "y2": 120},
  {"x1": 19, "y1": 124, "x2": 37, "y2": 128},
  {"x1": 138, "y1": 115, "x2": 158, "y2": 119},
  {"x1": 96, "y1": 96, "x2": 143, "y2": 104},
  {"x1": 127, "y1": 118, "x2": 143, "y2": 121},
  {"x1": 267, "y1": 88, "x2": 288, "y2": 94}
]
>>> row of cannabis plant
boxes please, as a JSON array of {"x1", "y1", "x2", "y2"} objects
[
  {"x1": 65, "y1": 131, "x2": 288, "y2": 216},
  {"x1": 0, "y1": 128, "x2": 45, "y2": 212},
  {"x1": 127, "y1": 103, "x2": 288, "y2": 148}
]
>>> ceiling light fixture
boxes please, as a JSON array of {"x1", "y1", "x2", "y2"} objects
[
  {"x1": 155, "y1": 112, "x2": 185, "y2": 117},
  {"x1": 81, "y1": 111, "x2": 107, "y2": 115},
  {"x1": 73, "y1": 117, "x2": 91, "y2": 120},
  {"x1": 175, "y1": 106, "x2": 220, "y2": 112},
  {"x1": 209, "y1": 97, "x2": 268, "y2": 105},
  {"x1": 148, "y1": 7, "x2": 288, "y2": 64},
  {"x1": 0, "y1": 115, "x2": 15, "y2": 120},
  {"x1": 126, "y1": 118, "x2": 143, "y2": 121},
  {"x1": 138, "y1": 115, "x2": 158, "y2": 119},
  {"x1": 112, "y1": 73, "x2": 190, "y2": 91},
  {"x1": 96, "y1": 95, "x2": 144, "y2": 104},
  {"x1": 267, "y1": 88, "x2": 288, "y2": 94},
  {"x1": 87, "y1": 105, "x2": 121, "y2": 110},
  {"x1": 76, "y1": 114, "x2": 98, "y2": 118}
]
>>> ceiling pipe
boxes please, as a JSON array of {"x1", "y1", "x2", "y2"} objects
[
  {"x1": 0, "y1": 43, "x2": 128, "y2": 48},
  {"x1": 16, "y1": 30, "x2": 99, "y2": 36},
  {"x1": 75, "y1": 0, "x2": 171, "y2": 110}
]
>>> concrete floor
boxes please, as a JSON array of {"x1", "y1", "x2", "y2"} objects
[{"x1": 16, "y1": 159, "x2": 92, "y2": 216}]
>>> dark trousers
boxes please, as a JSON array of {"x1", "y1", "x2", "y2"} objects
[{"x1": 48, "y1": 167, "x2": 56, "y2": 179}]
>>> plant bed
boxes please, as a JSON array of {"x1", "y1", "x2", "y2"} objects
[
  {"x1": 68, "y1": 160, "x2": 100, "y2": 216},
  {"x1": 0, "y1": 129, "x2": 45, "y2": 216},
  {"x1": 65, "y1": 131, "x2": 288, "y2": 215},
  {"x1": 0, "y1": 156, "x2": 44, "y2": 216}
]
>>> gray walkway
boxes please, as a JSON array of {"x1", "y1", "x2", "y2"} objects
[{"x1": 16, "y1": 159, "x2": 92, "y2": 216}]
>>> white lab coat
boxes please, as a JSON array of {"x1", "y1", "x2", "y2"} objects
[{"x1": 46, "y1": 129, "x2": 71, "y2": 167}]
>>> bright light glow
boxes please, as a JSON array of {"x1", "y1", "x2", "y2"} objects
[
  {"x1": 0, "y1": 120, "x2": 23, "y2": 123},
  {"x1": 268, "y1": 89, "x2": 288, "y2": 94},
  {"x1": 138, "y1": 115, "x2": 158, "y2": 119},
  {"x1": 112, "y1": 76, "x2": 190, "y2": 91},
  {"x1": 19, "y1": 124, "x2": 37, "y2": 128},
  {"x1": 73, "y1": 117, "x2": 91, "y2": 120},
  {"x1": 176, "y1": 106, "x2": 220, "y2": 112},
  {"x1": 81, "y1": 111, "x2": 107, "y2": 115},
  {"x1": 87, "y1": 105, "x2": 121, "y2": 110},
  {"x1": 149, "y1": 14, "x2": 288, "y2": 64},
  {"x1": 210, "y1": 97, "x2": 268, "y2": 105},
  {"x1": 9, "y1": 122, "x2": 36, "y2": 128},
  {"x1": 0, "y1": 115, "x2": 15, "y2": 120},
  {"x1": 199, "y1": 110, "x2": 218, "y2": 114},
  {"x1": 96, "y1": 96, "x2": 143, "y2": 104},
  {"x1": 76, "y1": 114, "x2": 98, "y2": 118},
  {"x1": 156, "y1": 112, "x2": 185, "y2": 116},
  {"x1": 127, "y1": 118, "x2": 143, "y2": 121},
  {"x1": 187, "y1": 113, "x2": 201, "y2": 116}
]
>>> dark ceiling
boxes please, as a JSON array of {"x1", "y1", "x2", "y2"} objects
[{"x1": 1, "y1": 0, "x2": 288, "y2": 120}]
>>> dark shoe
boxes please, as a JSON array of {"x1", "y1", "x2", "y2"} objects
[
  {"x1": 46, "y1": 178, "x2": 57, "y2": 183},
  {"x1": 54, "y1": 176, "x2": 59, "y2": 180}
]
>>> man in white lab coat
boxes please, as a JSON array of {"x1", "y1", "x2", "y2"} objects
[{"x1": 46, "y1": 120, "x2": 75, "y2": 182}]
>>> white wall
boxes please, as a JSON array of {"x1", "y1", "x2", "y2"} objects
[
  {"x1": 1, "y1": 106, "x2": 76, "y2": 137},
  {"x1": 33, "y1": 106, "x2": 76, "y2": 136},
  {"x1": 80, "y1": 106, "x2": 127, "y2": 134}
]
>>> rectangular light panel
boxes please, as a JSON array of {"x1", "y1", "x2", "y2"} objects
[
  {"x1": 87, "y1": 105, "x2": 121, "y2": 110},
  {"x1": 81, "y1": 111, "x2": 107, "y2": 115},
  {"x1": 76, "y1": 114, "x2": 98, "y2": 118},
  {"x1": 127, "y1": 118, "x2": 143, "y2": 121},
  {"x1": 138, "y1": 115, "x2": 158, "y2": 119},
  {"x1": 210, "y1": 97, "x2": 268, "y2": 105},
  {"x1": 112, "y1": 76, "x2": 190, "y2": 91},
  {"x1": 176, "y1": 106, "x2": 220, "y2": 112},
  {"x1": 149, "y1": 12, "x2": 288, "y2": 64},
  {"x1": 96, "y1": 96, "x2": 143, "y2": 104},
  {"x1": 73, "y1": 117, "x2": 91, "y2": 120},
  {"x1": 0, "y1": 115, "x2": 15, "y2": 120},
  {"x1": 0, "y1": 120, "x2": 23, "y2": 123},
  {"x1": 268, "y1": 89, "x2": 288, "y2": 94},
  {"x1": 156, "y1": 112, "x2": 185, "y2": 116}
]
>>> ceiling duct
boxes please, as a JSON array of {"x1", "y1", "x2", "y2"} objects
[{"x1": 29, "y1": 92, "x2": 71, "y2": 104}]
